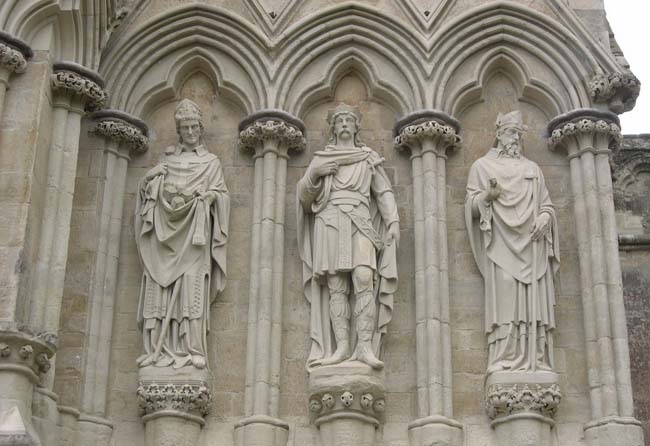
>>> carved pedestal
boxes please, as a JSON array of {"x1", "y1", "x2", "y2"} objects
[
  {"x1": 137, "y1": 367, "x2": 211, "y2": 446},
  {"x1": 486, "y1": 372, "x2": 561, "y2": 446},
  {"x1": 308, "y1": 363, "x2": 385, "y2": 446},
  {"x1": 0, "y1": 328, "x2": 54, "y2": 445}
]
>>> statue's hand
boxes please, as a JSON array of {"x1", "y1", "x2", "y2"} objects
[
  {"x1": 531, "y1": 212, "x2": 551, "y2": 241},
  {"x1": 197, "y1": 191, "x2": 217, "y2": 206},
  {"x1": 309, "y1": 161, "x2": 339, "y2": 183},
  {"x1": 386, "y1": 222, "x2": 400, "y2": 249},
  {"x1": 480, "y1": 178, "x2": 502, "y2": 205},
  {"x1": 145, "y1": 163, "x2": 167, "y2": 181}
]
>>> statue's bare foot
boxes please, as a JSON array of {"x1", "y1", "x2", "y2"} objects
[
  {"x1": 138, "y1": 355, "x2": 154, "y2": 367},
  {"x1": 351, "y1": 344, "x2": 384, "y2": 370},
  {"x1": 316, "y1": 345, "x2": 350, "y2": 367}
]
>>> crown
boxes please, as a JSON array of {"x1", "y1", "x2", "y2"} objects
[
  {"x1": 174, "y1": 99, "x2": 203, "y2": 123},
  {"x1": 495, "y1": 110, "x2": 529, "y2": 132},
  {"x1": 327, "y1": 103, "x2": 362, "y2": 124}
]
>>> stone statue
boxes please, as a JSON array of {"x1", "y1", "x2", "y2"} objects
[
  {"x1": 465, "y1": 111, "x2": 559, "y2": 375},
  {"x1": 297, "y1": 104, "x2": 399, "y2": 370},
  {"x1": 135, "y1": 99, "x2": 229, "y2": 369}
]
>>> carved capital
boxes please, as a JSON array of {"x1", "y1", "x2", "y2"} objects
[
  {"x1": 0, "y1": 328, "x2": 56, "y2": 384},
  {"x1": 589, "y1": 72, "x2": 641, "y2": 114},
  {"x1": 0, "y1": 32, "x2": 32, "y2": 76},
  {"x1": 548, "y1": 109, "x2": 621, "y2": 156},
  {"x1": 0, "y1": 43, "x2": 27, "y2": 74},
  {"x1": 90, "y1": 110, "x2": 149, "y2": 154},
  {"x1": 486, "y1": 383, "x2": 562, "y2": 421},
  {"x1": 239, "y1": 110, "x2": 306, "y2": 156},
  {"x1": 51, "y1": 62, "x2": 107, "y2": 111},
  {"x1": 393, "y1": 110, "x2": 461, "y2": 156},
  {"x1": 136, "y1": 382, "x2": 211, "y2": 418}
]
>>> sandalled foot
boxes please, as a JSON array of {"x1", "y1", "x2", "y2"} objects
[
  {"x1": 351, "y1": 344, "x2": 384, "y2": 370},
  {"x1": 313, "y1": 345, "x2": 350, "y2": 367}
]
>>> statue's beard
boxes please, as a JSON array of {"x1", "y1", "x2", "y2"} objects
[{"x1": 498, "y1": 141, "x2": 521, "y2": 158}]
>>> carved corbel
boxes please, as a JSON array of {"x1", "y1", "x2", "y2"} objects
[
  {"x1": 589, "y1": 72, "x2": 641, "y2": 114},
  {"x1": 51, "y1": 61, "x2": 107, "y2": 112}
]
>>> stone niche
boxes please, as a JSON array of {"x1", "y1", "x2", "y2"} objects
[{"x1": 108, "y1": 71, "x2": 248, "y2": 446}]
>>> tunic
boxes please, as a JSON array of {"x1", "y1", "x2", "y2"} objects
[{"x1": 297, "y1": 145, "x2": 399, "y2": 368}]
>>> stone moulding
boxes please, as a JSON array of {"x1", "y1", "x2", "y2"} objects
[
  {"x1": 485, "y1": 383, "x2": 562, "y2": 424},
  {"x1": 309, "y1": 390, "x2": 386, "y2": 425},
  {"x1": 547, "y1": 108, "x2": 622, "y2": 153},
  {"x1": 136, "y1": 382, "x2": 211, "y2": 418},
  {"x1": 393, "y1": 118, "x2": 462, "y2": 153},
  {"x1": 51, "y1": 62, "x2": 107, "y2": 111},
  {"x1": 90, "y1": 118, "x2": 149, "y2": 153},
  {"x1": 0, "y1": 43, "x2": 27, "y2": 74},
  {"x1": 589, "y1": 72, "x2": 641, "y2": 114},
  {"x1": 0, "y1": 31, "x2": 32, "y2": 74},
  {"x1": 0, "y1": 329, "x2": 56, "y2": 385},
  {"x1": 238, "y1": 109, "x2": 306, "y2": 153}
]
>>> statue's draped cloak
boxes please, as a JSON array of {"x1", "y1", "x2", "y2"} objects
[
  {"x1": 135, "y1": 145, "x2": 229, "y2": 362},
  {"x1": 297, "y1": 145, "x2": 398, "y2": 368},
  {"x1": 465, "y1": 149, "x2": 559, "y2": 368}
]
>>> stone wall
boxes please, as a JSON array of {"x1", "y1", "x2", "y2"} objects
[
  {"x1": 614, "y1": 135, "x2": 650, "y2": 446},
  {"x1": 0, "y1": 1, "x2": 646, "y2": 446}
]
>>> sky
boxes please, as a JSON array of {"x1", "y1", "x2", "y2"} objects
[{"x1": 604, "y1": 0, "x2": 649, "y2": 134}]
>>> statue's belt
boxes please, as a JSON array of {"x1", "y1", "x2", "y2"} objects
[{"x1": 322, "y1": 198, "x2": 384, "y2": 252}]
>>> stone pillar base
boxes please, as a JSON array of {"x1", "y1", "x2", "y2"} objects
[
  {"x1": 137, "y1": 366, "x2": 211, "y2": 446},
  {"x1": 408, "y1": 416, "x2": 463, "y2": 446},
  {"x1": 486, "y1": 372, "x2": 561, "y2": 446},
  {"x1": 78, "y1": 415, "x2": 113, "y2": 446},
  {"x1": 584, "y1": 416, "x2": 644, "y2": 446},
  {"x1": 144, "y1": 412, "x2": 203, "y2": 446},
  {"x1": 234, "y1": 415, "x2": 289, "y2": 446},
  {"x1": 308, "y1": 362, "x2": 385, "y2": 446}
]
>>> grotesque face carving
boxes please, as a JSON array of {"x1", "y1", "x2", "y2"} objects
[
  {"x1": 497, "y1": 127, "x2": 523, "y2": 158},
  {"x1": 322, "y1": 393, "x2": 335, "y2": 408},
  {"x1": 340, "y1": 391, "x2": 354, "y2": 407},
  {"x1": 178, "y1": 119, "x2": 202, "y2": 148},
  {"x1": 332, "y1": 112, "x2": 358, "y2": 145}
]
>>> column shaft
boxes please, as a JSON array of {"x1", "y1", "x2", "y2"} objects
[
  {"x1": 236, "y1": 112, "x2": 305, "y2": 446},
  {"x1": 394, "y1": 112, "x2": 463, "y2": 446},
  {"x1": 548, "y1": 110, "x2": 644, "y2": 446}
]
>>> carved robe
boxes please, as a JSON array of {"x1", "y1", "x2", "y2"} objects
[
  {"x1": 135, "y1": 144, "x2": 229, "y2": 368},
  {"x1": 465, "y1": 148, "x2": 560, "y2": 373},
  {"x1": 297, "y1": 145, "x2": 399, "y2": 368}
]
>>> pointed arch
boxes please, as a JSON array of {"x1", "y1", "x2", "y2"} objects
[
  {"x1": 448, "y1": 47, "x2": 564, "y2": 119},
  {"x1": 287, "y1": 48, "x2": 410, "y2": 119},
  {"x1": 99, "y1": 5, "x2": 271, "y2": 114},
  {"x1": 2, "y1": 0, "x2": 83, "y2": 63},
  {"x1": 428, "y1": 1, "x2": 616, "y2": 112},
  {"x1": 274, "y1": 4, "x2": 427, "y2": 111}
]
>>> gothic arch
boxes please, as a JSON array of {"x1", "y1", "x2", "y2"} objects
[
  {"x1": 274, "y1": 4, "x2": 426, "y2": 110},
  {"x1": 448, "y1": 48, "x2": 564, "y2": 119},
  {"x1": 428, "y1": 1, "x2": 614, "y2": 112},
  {"x1": 286, "y1": 49, "x2": 410, "y2": 119},
  {"x1": 99, "y1": 5, "x2": 270, "y2": 114},
  {"x1": 1, "y1": 0, "x2": 83, "y2": 63}
]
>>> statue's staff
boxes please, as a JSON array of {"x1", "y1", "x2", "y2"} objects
[{"x1": 530, "y1": 174, "x2": 539, "y2": 372}]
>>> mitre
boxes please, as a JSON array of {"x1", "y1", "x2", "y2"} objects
[
  {"x1": 495, "y1": 110, "x2": 529, "y2": 132},
  {"x1": 175, "y1": 99, "x2": 203, "y2": 123}
]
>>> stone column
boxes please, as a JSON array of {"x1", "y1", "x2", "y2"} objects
[
  {"x1": 234, "y1": 110, "x2": 305, "y2": 446},
  {"x1": 548, "y1": 109, "x2": 644, "y2": 446},
  {"x1": 28, "y1": 62, "x2": 107, "y2": 335},
  {"x1": 1, "y1": 61, "x2": 105, "y2": 446},
  {"x1": 0, "y1": 31, "x2": 32, "y2": 123},
  {"x1": 393, "y1": 111, "x2": 464, "y2": 446},
  {"x1": 73, "y1": 110, "x2": 148, "y2": 445}
]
